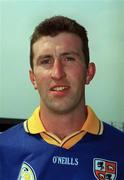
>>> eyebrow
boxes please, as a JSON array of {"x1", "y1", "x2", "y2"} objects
[{"x1": 60, "y1": 51, "x2": 81, "y2": 57}]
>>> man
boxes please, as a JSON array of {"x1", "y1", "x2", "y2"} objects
[{"x1": 0, "y1": 16, "x2": 124, "y2": 180}]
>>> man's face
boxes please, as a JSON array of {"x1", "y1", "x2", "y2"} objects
[{"x1": 30, "y1": 32, "x2": 94, "y2": 114}]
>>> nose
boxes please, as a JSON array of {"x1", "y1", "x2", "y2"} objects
[{"x1": 51, "y1": 59, "x2": 66, "y2": 80}]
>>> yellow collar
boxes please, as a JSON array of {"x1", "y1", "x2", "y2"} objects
[{"x1": 24, "y1": 106, "x2": 103, "y2": 135}]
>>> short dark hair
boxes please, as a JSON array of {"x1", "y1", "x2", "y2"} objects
[{"x1": 30, "y1": 15, "x2": 90, "y2": 69}]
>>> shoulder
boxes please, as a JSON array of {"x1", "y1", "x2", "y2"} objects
[
  {"x1": 0, "y1": 122, "x2": 26, "y2": 146},
  {"x1": 0, "y1": 121, "x2": 42, "y2": 160},
  {"x1": 103, "y1": 122, "x2": 124, "y2": 135},
  {"x1": 0, "y1": 121, "x2": 41, "y2": 149},
  {"x1": 0, "y1": 121, "x2": 38, "y2": 149},
  {"x1": 102, "y1": 122, "x2": 124, "y2": 142},
  {"x1": 0, "y1": 122, "x2": 25, "y2": 136}
]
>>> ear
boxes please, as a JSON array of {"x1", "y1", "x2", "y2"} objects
[
  {"x1": 29, "y1": 70, "x2": 38, "y2": 90},
  {"x1": 85, "y1": 62, "x2": 96, "y2": 85}
]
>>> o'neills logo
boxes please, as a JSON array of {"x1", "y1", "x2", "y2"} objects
[{"x1": 52, "y1": 156, "x2": 79, "y2": 166}]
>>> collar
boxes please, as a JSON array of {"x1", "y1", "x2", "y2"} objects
[{"x1": 24, "y1": 106, "x2": 103, "y2": 135}]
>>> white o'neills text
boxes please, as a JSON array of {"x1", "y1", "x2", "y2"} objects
[{"x1": 52, "y1": 156, "x2": 79, "y2": 166}]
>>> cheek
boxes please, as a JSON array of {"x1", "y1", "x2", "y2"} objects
[
  {"x1": 34, "y1": 71, "x2": 50, "y2": 90},
  {"x1": 69, "y1": 66, "x2": 86, "y2": 84}
]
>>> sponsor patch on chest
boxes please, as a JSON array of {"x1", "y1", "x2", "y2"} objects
[
  {"x1": 18, "y1": 162, "x2": 37, "y2": 180},
  {"x1": 93, "y1": 158, "x2": 117, "y2": 180}
]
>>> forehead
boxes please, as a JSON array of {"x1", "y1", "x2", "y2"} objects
[{"x1": 32, "y1": 32, "x2": 83, "y2": 57}]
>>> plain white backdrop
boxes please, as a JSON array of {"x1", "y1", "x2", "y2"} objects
[{"x1": 0, "y1": 0, "x2": 124, "y2": 129}]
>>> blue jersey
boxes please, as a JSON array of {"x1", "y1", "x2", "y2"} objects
[{"x1": 0, "y1": 122, "x2": 124, "y2": 180}]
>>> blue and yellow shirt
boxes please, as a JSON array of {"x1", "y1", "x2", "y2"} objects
[
  {"x1": 0, "y1": 106, "x2": 124, "y2": 180},
  {"x1": 24, "y1": 106, "x2": 103, "y2": 149}
]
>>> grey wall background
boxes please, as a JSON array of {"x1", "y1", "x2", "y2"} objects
[{"x1": 0, "y1": 0, "x2": 124, "y2": 128}]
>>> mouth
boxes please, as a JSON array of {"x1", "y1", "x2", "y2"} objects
[
  {"x1": 50, "y1": 86, "x2": 69, "y2": 91},
  {"x1": 49, "y1": 85, "x2": 70, "y2": 97}
]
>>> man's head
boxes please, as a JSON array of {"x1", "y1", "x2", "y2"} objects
[
  {"x1": 29, "y1": 16, "x2": 96, "y2": 114},
  {"x1": 30, "y1": 15, "x2": 90, "y2": 70}
]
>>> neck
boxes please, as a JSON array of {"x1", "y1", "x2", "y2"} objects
[{"x1": 40, "y1": 103, "x2": 87, "y2": 140}]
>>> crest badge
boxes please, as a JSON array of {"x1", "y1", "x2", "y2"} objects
[
  {"x1": 18, "y1": 162, "x2": 37, "y2": 180},
  {"x1": 93, "y1": 158, "x2": 117, "y2": 180}
]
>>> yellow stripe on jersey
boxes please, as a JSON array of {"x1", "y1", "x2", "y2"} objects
[{"x1": 23, "y1": 106, "x2": 103, "y2": 149}]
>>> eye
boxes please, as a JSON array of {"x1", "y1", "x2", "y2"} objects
[
  {"x1": 37, "y1": 57, "x2": 53, "y2": 69},
  {"x1": 39, "y1": 57, "x2": 53, "y2": 67},
  {"x1": 65, "y1": 56, "x2": 75, "y2": 62},
  {"x1": 40, "y1": 58, "x2": 51, "y2": 65}
]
